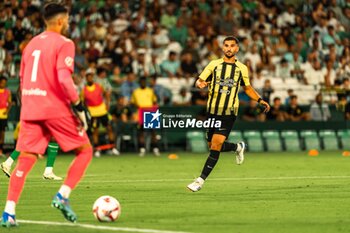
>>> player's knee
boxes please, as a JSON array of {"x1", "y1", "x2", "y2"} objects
[
  {"x1": 75, "y1": 144, "x2": 92, "y2": 156},
  {"x1": 18, "y1": 152, "x2": 38, "y2": 162},
  {"x1": 210, "y1": 142, "x2": 223, "y2": 151},
  {"x1": 19, "y1": 152, "x2": 39, "y2": 161},
  {"x1": 76, "y1": 145, "x2": 93, "y2": 165}
]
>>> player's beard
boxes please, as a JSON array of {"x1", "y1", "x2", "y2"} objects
[
  {"x1": 61, "y1": 24, "x2": 69, "y2": 36},
  {"x1": 224, "y1": 52, "x2": 235, "y2": 59}
]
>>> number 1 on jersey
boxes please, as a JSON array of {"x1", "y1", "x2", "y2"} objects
[{"x1": 31, "y1": 50, "x2": 41, "y2": 82}]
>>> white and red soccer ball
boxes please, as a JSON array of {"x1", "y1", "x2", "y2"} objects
[{"x1": 93, "y1": 195, "x2": 121, "y2": 222}]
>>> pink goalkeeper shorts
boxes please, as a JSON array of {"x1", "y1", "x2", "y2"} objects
[{"x1": 17, "y1": 116, "x2": 90, "y2": 154}]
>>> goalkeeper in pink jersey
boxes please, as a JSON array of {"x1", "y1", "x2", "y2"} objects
[{"x1": 1, "y1": 3, "x2": 92, "y2": 227}]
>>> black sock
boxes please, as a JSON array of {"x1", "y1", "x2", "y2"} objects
[
  {"x1": 151, "y1": 142, "x2": 158, "y2": 149},
  {"x1": 221, "y1": 142, "x2": 237, "y2": 152},
  {"x1": 200, "y1": 150, "x2": 220, "y2": 180}
]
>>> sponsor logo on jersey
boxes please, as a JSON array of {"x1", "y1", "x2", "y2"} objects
[
  {"x1": 22, "y1": 88, "x2": 47, "y2": 96},
  {"x1": 65, "y1": 56, "x2": 73, "y2": 67}
]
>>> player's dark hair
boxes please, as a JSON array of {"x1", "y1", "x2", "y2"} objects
[
  {"x1": 43, "y1": 2, "x2": 68, "y2": 21},
  {"x1": 223, "y1": 36, "x2": 239, "y2": 45}
]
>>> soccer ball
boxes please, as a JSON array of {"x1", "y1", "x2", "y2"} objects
[{"x1": 92, "y1": 195, "x2": 121, "y2": 222}]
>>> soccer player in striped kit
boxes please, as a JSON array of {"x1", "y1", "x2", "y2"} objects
[{"x1": 187, "y1": 37, "x2": 270, "y2": 192}]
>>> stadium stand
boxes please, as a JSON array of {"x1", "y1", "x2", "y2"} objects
[
  {"x1": 337, "y1": 129, "x2": 350, "y2": 150},
  {"x1": 319, "y1": 129, "x2": 339, "y2": 150},
  {"x1": 262, "y1": 130, "x2": 283, "y2": 152},
  {"x1": 243, "y1": 130, "x2": 264, "y2": 152},
  {"x1": 228, "y1": 131, "x2": 244, "y2": 143},
  {"x1": 0, "y1": 1, "x2": 349, "y2": 152},
  {"x1": 300, "y1": 130, "x2": 321, "y2": 150},
  {"x1": 4, "y1": 122, "x2": 15, "y2": 146},
  {"x1": 280, "y1": 130, "x2": 302, "y2": 152},
  {"x1": 115, "y1": 122, "x2": 138, "y2": 152},
  {"x1": 186, "y1": 131, "x2": 208, "y2": 153}
]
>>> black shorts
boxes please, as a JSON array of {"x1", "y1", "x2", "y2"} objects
[
  {"x1": 0, "y1": 119, "x2": 7, "y2": 131},
  {"x1": 206, "y1": 114, "x2": 236, "y2": 142},
  {"x1": 92, "y1": 114, "x2": 110, "y2": 129}
]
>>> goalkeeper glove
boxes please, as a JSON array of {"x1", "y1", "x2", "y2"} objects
[{"x1": 72, "y1": 101, "x2": 91, "y2": 131}]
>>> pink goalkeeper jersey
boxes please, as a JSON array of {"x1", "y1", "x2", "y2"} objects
[{"x1": 20, "y1": 31, "x2": 75, "y2": 120}]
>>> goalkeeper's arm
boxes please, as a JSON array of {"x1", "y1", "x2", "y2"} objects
[
  {"x1": 58, "y1": 69, "x2": 91, "y2": 130},
  {"x1": 72, "y1": 100, "x2": 91, "y2": 131}
]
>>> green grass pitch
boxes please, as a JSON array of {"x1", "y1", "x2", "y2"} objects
[{"x1": 0, "y1": 151, "x2": 350, "y2": 233}]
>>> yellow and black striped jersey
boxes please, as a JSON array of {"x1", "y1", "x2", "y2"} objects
[{"x1": 199, "y1": 58, "x2": 250, "y2": 116}]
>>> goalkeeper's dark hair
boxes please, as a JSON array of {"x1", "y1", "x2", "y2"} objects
[
  {"x1": 43, "y1": 2, "x2": 68, "y2": 21},
  {"x1": 223, "y1": 36, "x2": 239, "y2": 45}
]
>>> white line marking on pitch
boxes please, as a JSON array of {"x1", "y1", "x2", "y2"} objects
[
  {"x1": 81, "y1": 175, "x2": 350, "y2": 183},
  {"x1": 18, "y1": 220, "x2": 190, "y2": 233},
  {"x1": 25, "y1": 176, "x2": 350, "y2": 185}
]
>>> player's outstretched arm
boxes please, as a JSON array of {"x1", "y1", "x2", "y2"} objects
[{"x1": 243, "y1": 85, "x2": 271, "y2": 113}]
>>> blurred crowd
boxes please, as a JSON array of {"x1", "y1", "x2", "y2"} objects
[{"x1": 0, "y1": 0, "x2": 350, "y2": 122}]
